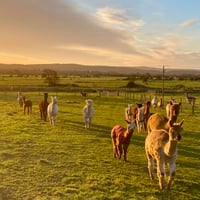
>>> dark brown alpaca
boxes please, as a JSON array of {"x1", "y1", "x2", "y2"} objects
[
  {"x1": 80, "y1": 91, "x2": 87, "y2": 97},
  {"x1": 143, "y1": 101, "x2": 151, "y2": 130},
  {"x1": 22, "y1": 96, "x2": 32, "y2": 115},
  {"x1": 39, "y1": 93, "x2": 49, "y2": 121}
]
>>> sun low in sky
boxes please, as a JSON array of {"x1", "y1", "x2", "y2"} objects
[{"x1": 0, "y1": 0, "x2": 199, "y2": 69}]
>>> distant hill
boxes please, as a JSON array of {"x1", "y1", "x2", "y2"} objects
[{"x1": 0, "y1": 63, "x2": 199, "y2": 76}]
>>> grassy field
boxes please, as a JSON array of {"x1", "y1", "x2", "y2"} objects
[{"x1": 0, "y1": 87, "x2": 199, "y2": 200}]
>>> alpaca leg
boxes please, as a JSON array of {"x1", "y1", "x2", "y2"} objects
[
  {"x1": 84, "y1": 120, "x2": 87, "y2": 128},
  {"x1": 137, "y1": 121, "x2": 140, "y2": 133},
  {"x1": 88, "y1": 118, "x2": 92, "y2": 128},
  {"x1": 23, "y1": 106, "x2": 25, "y2": 114},
  {"x1": 113, "y1": 145, "x2": 118, "y2": 158},
  {"x1": 117, "y1": 143, "x2": 122, "y2": 159},
  {"x1": 111, "y1": 138, "x2": 117, "y2": 158},
  {"x1": 167, "y1": 162, "x2": 176, "y2": 190},
  {"x1": 40, "y1": 110, "x2": 43, "y2": 120},
  {"x1": 52, "y1": 116, "x2": 56, "y2": 126},
  {"x1": 157, "y1": 161, "x2": 165, "y2": 190},
  {"x1": 146, "y1": 153, "x2": 154, "y2": 180},
  {"x1": 86, "y1": 119, "x2": 89, "y2": 128},
  {"x1": 44, "y1": 112, "x2": 47, "y2": 121},
  {"x1": 123, "y1": 144, "x2": 128, "y2": 162},
  {"x1": 144, "y1": 118, "x2": 147, "y2": 131},
  {"x1": 138, "y1": 123, "x2": 141, "y2": 133},
  {"x1": 49, "y1": 116, "x2": 52, "y2": 125}
]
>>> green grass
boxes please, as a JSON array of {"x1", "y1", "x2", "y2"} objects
[
  {"x1": 0, "y1": 90, "x2": 199, "y2": 199},
  {"x1": 1, "y1": 75, "x2": 200, "y2": 91}
]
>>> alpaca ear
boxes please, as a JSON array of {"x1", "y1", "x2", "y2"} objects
[
  {"x1": 179, "y1": 119, "x2": 184, "y2": 126},
  {"x1": 125, "y1": 119, "x2": 131, "y2": 124},
  {"x1": 169, "y1": 119, "x2": 173, "y2": 127}
]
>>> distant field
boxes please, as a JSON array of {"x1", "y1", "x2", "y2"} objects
[
  {"x1": 0, "y1": 75, "x2": 200, "y2": 90},
  {"x1": 0, "y1": 76, "x2": 199, "y2": 199}
]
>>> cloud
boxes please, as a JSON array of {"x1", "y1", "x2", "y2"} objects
[
  {"x1": 179, "y1": 19, "x2": 200, "y2": 28},
  {"x1": 0, "y1": 0, "x2": 138, "y2": 58},
  {"x1": 96, "y1": 7, "x2": 144, "y2": 30}
]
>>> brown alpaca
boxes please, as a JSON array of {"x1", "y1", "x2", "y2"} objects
[
  {"x1": 80, "y1": 91, "x2": 87, "y2": 97},
  {"x1": 39, "y1": 93, "x2": 49, "y2": 121},
  {"x1": 22, "y1": 96, "x2": 32, "y2": 115},
  {"x1": 145, "y1": 119, "x2": 184, "y2": 190},
  {"x1": 143, "y1": 101, "x2": 151, "y2": 130},
  {"x1": 111, "y1": 120, "x2": 136, "y2": 161},
  {"x1": 147, "y1": 102, "x2": 181, "y2": 134}
]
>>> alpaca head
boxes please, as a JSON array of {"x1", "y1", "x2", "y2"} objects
[
  {"x1": 169, "y1": 119, "x2": 184, "y2": 141},
  {"x1": 169, "y1": 102, "x2": 181, "y2": 122},
  {"x1": 125, "y1": 120, "x2": 136, "y2": 132},
  {"x1": 51, "y1": 96, "x2": 58, "y2": 104},
  {"x1": 86, "y1": 99, "x2": 93, "y2": 106}
]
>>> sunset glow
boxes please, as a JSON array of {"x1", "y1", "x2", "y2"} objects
[{"x1": 0, "y1": 0, "x2": 199, "y2": 69}]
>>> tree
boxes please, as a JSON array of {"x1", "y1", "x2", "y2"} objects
[{"x1": 42, "y1": 69, "x2": 59, "y2": 86}]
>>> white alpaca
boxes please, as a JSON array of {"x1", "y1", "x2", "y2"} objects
[
  {"x1": 82, "y1": 99, "x2": 94, "y2": 129},
  {"x1": 125, "y1": 104, "x2": 133, "y2": 121},
  {"x1": 145, "y1": 119, "x2": 184, "y2": 190},
  {"x1": 136, "y1": 107, "x2": 145, "y2": 133},
  {"x1": 17, "y1": 91, "x2": 24, "y2": 107},
  {"x1": 151, "y1": 96, "x2": 158, "y2": 108},
  {"x1": 47, "y1": 96, "x2": 58, "y2": 126}
]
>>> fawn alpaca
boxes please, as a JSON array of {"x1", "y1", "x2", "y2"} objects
[
  {"x1": 147, "y1": 102, "x2": 181, "y2": 134},
  {"x1": 145, "y1": 119, "x2": 184, "y2": 190},
  {"x1": 111, "y1": 120, "x2": 136, "y2": 161}
]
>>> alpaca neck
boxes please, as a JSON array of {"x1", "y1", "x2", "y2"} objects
[
  {"x1": 124, "y1": 130, "x2": 133, "y2": 142},
  {"x1": 164, "y1": 140, "x2": 177, "y2": 156}
]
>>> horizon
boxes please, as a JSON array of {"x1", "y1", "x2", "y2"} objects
[
  {"x1": 0, "y1": 63, "x2": 199, "y2": 71},
  {"x1": 0, "y1": 0, "x2": 200, "y2": 69}
]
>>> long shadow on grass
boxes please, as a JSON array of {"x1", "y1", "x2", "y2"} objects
[{"x1": 63, "y1": 119, "x2": 146, "y2": 147}]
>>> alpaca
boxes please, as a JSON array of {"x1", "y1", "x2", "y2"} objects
[
  {"x1": 17, "y1": 91, "x2": 24, "y2": 107},
  {"x1": 80, "y1": 91, "x2": 87, "y2": 97},
  {"x1": 136, "y1": 106, "x2": 145, "y2": 133},
  {"x1": 47, "y1": 96, "x2": 58, "y2": 126},
  {"x1": 82, "y1": 99, "x2": 94, "y2": 129},
  {"x1": 157, "y1": 98, "x2": 163, "y2": 109},
  {"x1": 145, "y1": 119, "x2": 184, "y2": 190},
  {"x1": 143, "y1": 101, "x2": 151, "y2": 131},
  {"x1": 151, "y1": 96, "x2": 158, "y2": 108},
  {"x1": 166, "y1": 100, "x2": 179, "y2": 118},
  {"x1": 147, "y1": 102, "x2": 181, "y2": 134},
  {"x1": 111, "y1": 120, "x2": 136, "y2": 161},
  {"x1": 185, "y1": 93, "x2": 196, "y2": 105},
  {"x1": 125, "y1": 104, "x2": 134, "y2": 121},
  {"x1": 39, "y1": 93, "x2": 49, "y2": 121},
  {"x1": 22, "y1": 96, "x2": 32, "y2": 115}
]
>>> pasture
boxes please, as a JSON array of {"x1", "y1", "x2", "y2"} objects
[{"x1": 0, "y1": 76, "x2": 199, "y2": 199}]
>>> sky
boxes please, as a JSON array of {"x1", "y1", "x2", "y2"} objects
[{"x1": 0, "y1": 0, "x2": 200, "y2": 69}]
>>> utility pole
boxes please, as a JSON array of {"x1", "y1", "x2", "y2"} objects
[{"x1": 162, "y1": 65, "x2": 165, "y2": 104}]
